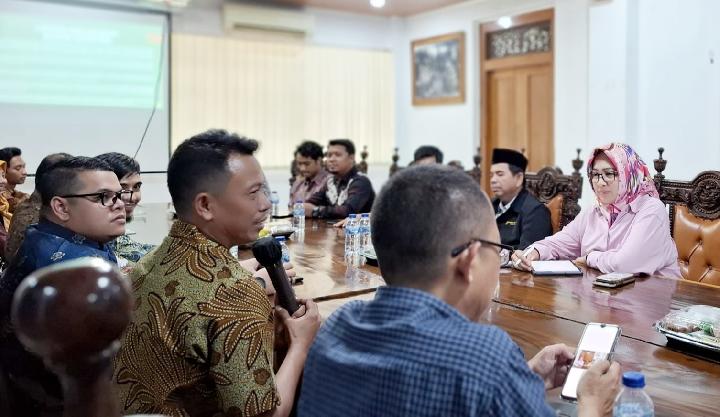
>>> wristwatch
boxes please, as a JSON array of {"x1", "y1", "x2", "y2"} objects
[{"x1": 253, "y1": 276, "x2": 267, "y2": 289}]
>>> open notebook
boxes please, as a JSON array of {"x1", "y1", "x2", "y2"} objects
[{"x1": 531, "y1": 260, "x2": 583, "y2": 276}]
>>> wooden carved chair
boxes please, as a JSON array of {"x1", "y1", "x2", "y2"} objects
[
  {"x1": 465, "y1": 147, "x2": 482, "y2": 186},
  {"x1": 11, "y1": 257, "x2": 133, "y2": 417},
  {"x1": 525, "y1": 149, "x2": 585, "y2": 233},
  {"x1": 357, "y1": 145, "x2": 369, "y2": 174},
  {"x1": 389, "y1": 148, "x2": 403, "y2": 177},
  {"x1": 653, "y1": 147, "x2": 720, "y2": 285}
]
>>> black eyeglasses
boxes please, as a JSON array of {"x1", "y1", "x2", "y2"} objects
[
  {"x1": 589, "y1": 170, "x2": 618, "y2": 184},
  {"x1": 451, "y1": 238, "x2": 514, "y2": 257},
  {"x1": 60, "y1": 190, "x2": 132, "y2": 206}
]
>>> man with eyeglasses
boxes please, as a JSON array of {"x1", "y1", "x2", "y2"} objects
[
  {"x1": 299, "y1": 165, "x2": 621, "y2": 417},
  {"x1": 0, "y1": 156, "x2": 126, "y2": 417},
  {"x1": 97, "y1": 152, "x2": 155, "y2": 264}
]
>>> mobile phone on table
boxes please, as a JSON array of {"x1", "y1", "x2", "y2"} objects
[
  {"x1": 592, "y1": 272, "x2": 635, "y2": 288},
  {"x1": 561, "y1": 323, "x2": 622, "y2": 402}
]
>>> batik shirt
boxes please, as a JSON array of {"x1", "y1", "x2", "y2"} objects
[
  {"x1": 5, "y1": 191, "x2": 41, "y2": 264},
  {"x1": 306, "y1": 167, "x2": 375, "y2": 219},
  {"x1": 0, "y1": 220, "x2": 117, "y2": 414},
  {"x1": 113, "y1": 220, "x2": 278, "y2": 417},
  {"x1": 109, "y1": 234, "x2": 155, "y2": 263}
]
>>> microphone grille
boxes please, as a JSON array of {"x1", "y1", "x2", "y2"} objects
[{"x1": 251, "y1": 236, "x2": 282, "y2": 266}]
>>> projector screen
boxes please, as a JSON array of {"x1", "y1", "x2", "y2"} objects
[{"x1": 0, "y1": 0, "x2": 170, "y2": 173}]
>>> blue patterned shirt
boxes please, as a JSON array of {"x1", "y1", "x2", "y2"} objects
[
  {"x1": 298, "y1": 286, "x2": 556, "y2": 417},
  {"x1": 0, "y1": 220, "x2": 118, "y2": 414}
]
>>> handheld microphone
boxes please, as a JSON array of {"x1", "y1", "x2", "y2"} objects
[{"x1": 252, "y1": 236, "x2": 300, "y2": 315}]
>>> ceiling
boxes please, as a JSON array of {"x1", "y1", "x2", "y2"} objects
[{"x1": 190, "y1": 0, "x2": 472, "y2": 17}]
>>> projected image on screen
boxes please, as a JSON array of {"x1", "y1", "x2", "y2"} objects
[
  {"x1": 0, "y1": 15, "x2": 164, "y2": 109},
  {"x1": 0, "y1": 0, "x2": 170, "y2": 173}
]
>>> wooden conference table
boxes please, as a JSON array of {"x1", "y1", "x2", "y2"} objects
[{"x1": 135, "y1": 206, "x2": 720, "y2": 417}]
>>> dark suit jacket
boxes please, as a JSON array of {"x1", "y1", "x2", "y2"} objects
[{"x1": 493, "y1": 189, "x2": 553, "y2": 250}]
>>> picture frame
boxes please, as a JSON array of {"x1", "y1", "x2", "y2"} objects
[{"x1": 411, "y1": 31, "x2": 465, "y2": 106}]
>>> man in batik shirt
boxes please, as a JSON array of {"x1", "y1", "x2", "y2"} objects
[
  {"x1": 96, "y1": 152, "x2": 155, "y2": 263},
  {"x1": 5, "y1": 153, "x2": 72, "y2": 264},
  {"x1": 0, "y1": 156, "x2": 126, "y2": 417},
  {"x1": 113, "y1": 129, "x2": 320, "y2": 417}
]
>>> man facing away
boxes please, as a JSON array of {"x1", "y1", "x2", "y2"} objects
[
  {"x1": 304, "y1": 139, "x2": 375, "y2": 219},
  {"x1": 490, "y1": 148, "x2": 552, "y2": 250},
  {"x1": 113, "y1": 129, "x2": 320, "y2": 417},
  {"x1": 0, "y1": 156, "x2": 126, "y2": 417},
  {"x1": 299, "y1": 165, "x2": 620, "y2": 417},
  {"x1": 289, "y1": 140, "x2": 329, "y2": 205}
]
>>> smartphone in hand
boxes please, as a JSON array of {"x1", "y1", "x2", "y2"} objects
[{"x1": 561, "y1": 323, "x2": 622, "y2": 401}]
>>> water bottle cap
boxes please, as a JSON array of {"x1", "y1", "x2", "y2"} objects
[
  {"x1": 295, "y1": 200, "x2": 303, "y2": 203},
  {"x1": 274, "y1": 236, "x2": 286, "y2": 242},
  {"x1": 349, "y1": 214, "x2": 357, "y2": 218},
  {"x1": 361, "y1": 213, "x2": 370, "y2": 217},
  {"x1": 621, "y1": 371, "x2": 645, "y2": 388}
]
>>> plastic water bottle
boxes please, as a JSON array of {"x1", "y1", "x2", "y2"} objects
[
  {"x1": 293, "y1": 200, "x2": 305, "y2": 230},
  {"x1": 613, "y1": 372, "x2": 654, "y2": 417},
  {"x1": 358, "y1": 213, "x2": 371, "y2": 250},
  {"x1": 276, "y1": 236, "x2": 291, "y2": 263},
  {"x1": 270, "y1": 191, "x2": 279, "y2": 217},
  {"x1": 344, "y1": 214, "x2": 359, "y2": 266}
]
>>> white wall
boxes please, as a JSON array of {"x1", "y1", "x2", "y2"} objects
[
  {"x1": 395, "y1": 0, "x2": 554, "y2": 169},
  {"x1": 172, "y1": 4, "x2": 397, "y2": 50},
  {"x1": 633, "y1": 0, "x2": 720, "y2": 181}
]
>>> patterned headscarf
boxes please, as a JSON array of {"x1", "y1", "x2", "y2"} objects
[
  {"x1": 587, "y1": 143, "x2": 659, "y2": 224},
  {"x1": 0, "y1": 160, "x2": 12, "y2": 230}
]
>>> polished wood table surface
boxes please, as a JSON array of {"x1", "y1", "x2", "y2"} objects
[{"x1": 495, "y1": 267, "x2": 720, "y2": 347}]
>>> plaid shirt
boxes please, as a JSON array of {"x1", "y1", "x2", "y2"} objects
[
  {"x1": 290, "y1": 169, "x2": 330, "y2": 205},
  {"x1": 298, "y1": 286, "x2": 556, "y2": 417}
]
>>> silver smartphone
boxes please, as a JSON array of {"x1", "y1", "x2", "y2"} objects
[
  {"x1": 592, "y1": 272, "x2": 635, "y2": 288},
  {"x1": 561, "y1": 323, "x2": 622, "y2": 401}
]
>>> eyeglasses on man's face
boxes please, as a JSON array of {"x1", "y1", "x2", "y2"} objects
[
  {"x1": 451, "y1": 238, "x2": 514, "y2": 264},
  {"x1": 60, "y1": 190, "x2": 132, "y2": 207}
]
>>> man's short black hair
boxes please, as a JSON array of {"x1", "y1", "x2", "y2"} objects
[
  {"x1": 328, "y1": 139, "x2": 355, "y2": 156},
  {"x1": 35, "y1": 153, "x2": 73, "y2": 185},
  {"x1": 37, "y1": 156, "x2": 114, "y2": 206},
  {"x1": 294, "y1": 141, "x2": 324, "y2": 160},
  {"x1": 96, "y1": 152, "x2": 141, "y2": 180},
  {"x1": 413, "y1": 145, "x2": 444, "y2": 164},
  {"x1": 0, "y1": 147, "x2": 22, "y2": 164},
  {"x1": 371, "y1": 165, "x2": 493, "y2": 287},
  {"x1": 507, "y1": 163, "x2": 526, "y2": 187},
  {"x1": 168, "y1": 129, "x2": 259, "y2": 217}
]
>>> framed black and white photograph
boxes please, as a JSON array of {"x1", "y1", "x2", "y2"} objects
[{"x1": 412, "y1": 32, "x2": 465, "y2": 106}]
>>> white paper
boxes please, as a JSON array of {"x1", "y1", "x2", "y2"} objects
[{"x1": 531, "y1": 260, "x2": 580, "y2": 274}]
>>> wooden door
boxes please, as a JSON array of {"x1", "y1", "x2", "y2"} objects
[{"x1": 481, "y1": 9, "x2": 554, "y2": 191}]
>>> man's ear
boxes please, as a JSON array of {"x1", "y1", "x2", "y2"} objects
[
  {"x1": 193, "y1": 193, "x2": 215, "y2": 222},
  {"x1": 453, "y1": 242, "x2": 480, "y2": 285},
  {"x1": 50, "y1": 197, "x2": 71, "y2": 222}
]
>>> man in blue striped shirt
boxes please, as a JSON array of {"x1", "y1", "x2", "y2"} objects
[{"x1": 299, "y1": 165, "x2": 621, "y2": 417}]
